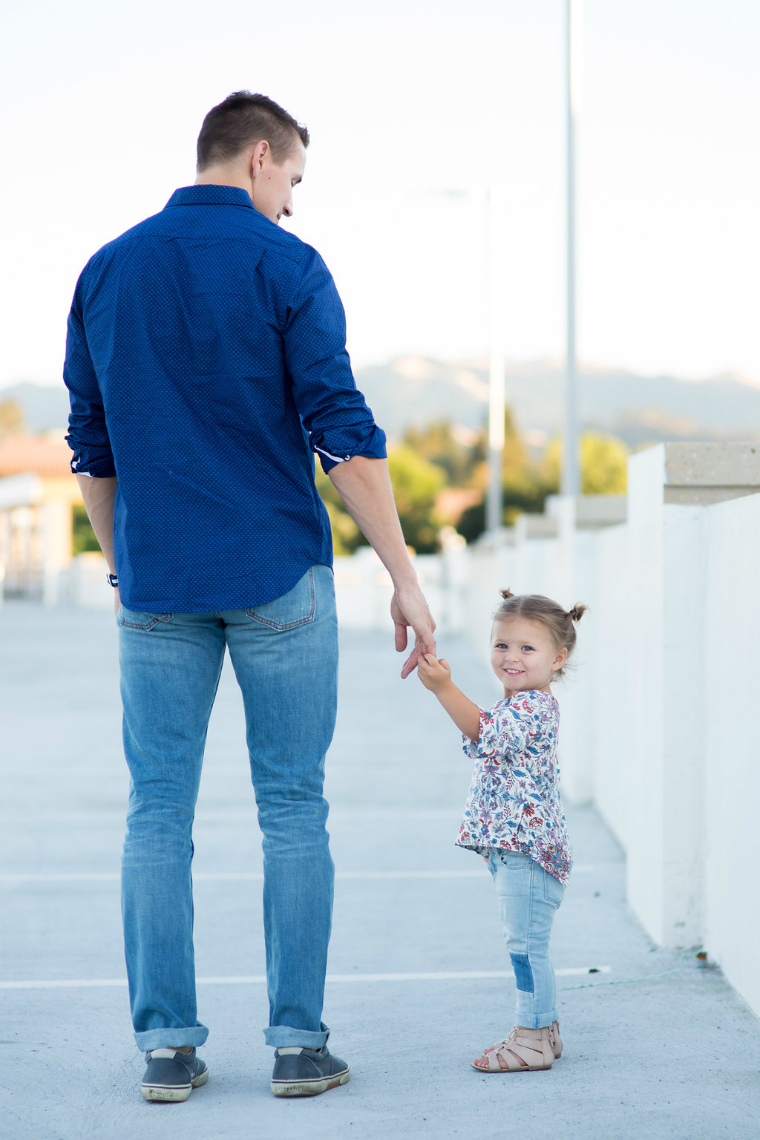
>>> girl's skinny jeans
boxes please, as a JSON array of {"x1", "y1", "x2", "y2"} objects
[{"x1": 487, "y1": 849, "x2": 566, "y2": 1029}]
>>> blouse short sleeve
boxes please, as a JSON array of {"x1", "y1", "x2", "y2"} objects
[{"x1": 462, "y1": 692, "x2": 555, "y2": 762}]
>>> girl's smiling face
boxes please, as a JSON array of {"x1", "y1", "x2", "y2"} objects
[{"x1": 490, "y1": 616, "x2": 568, "y2": 695}]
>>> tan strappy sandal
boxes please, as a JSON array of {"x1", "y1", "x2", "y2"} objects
[
  {"x1": 550, "y1": 1020, "x2": 563, "y2": 1058},
  {"x1": 471, "y1": 1026, "x2": 555, "y2": 1072}
]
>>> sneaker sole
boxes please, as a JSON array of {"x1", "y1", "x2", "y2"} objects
[
  {"x1": 271, "y1": 1068, "x2": 350, "y2": 1098},
  {"x1": 141, "y1": 1068, "x2": 209, "y2": 1102}
]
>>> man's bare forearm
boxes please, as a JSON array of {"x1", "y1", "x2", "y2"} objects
[
  {"x1": 76, "y1": 474, "x2": 117, "y2": 572},
  {"x1": 328, "y1": 456, "x2": 415, "y2": 585},
  {"x1": 329, "y1": 455, "x2": 436, "y2": 675}
]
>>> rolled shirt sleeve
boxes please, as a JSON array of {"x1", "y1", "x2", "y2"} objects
[
  {"x1": 283, "y1": 248, "x2": 386, "y2": 473},
  {"x1": 63, "y1": 274, "x2": 116, "y2": 479}
]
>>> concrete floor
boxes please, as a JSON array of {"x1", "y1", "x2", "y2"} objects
[{"x1": 1, "y1": 600, "x2": 759, "y2": 1140}]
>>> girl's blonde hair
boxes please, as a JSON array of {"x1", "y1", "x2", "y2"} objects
[{"x1": 493, "y1": 589, "x2": 588, "y2": 679}]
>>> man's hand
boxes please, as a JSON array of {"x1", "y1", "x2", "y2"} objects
[
  {"x1": 391, "y1": 583, "x2": 437, "y2": 679},
  {"x1": 113, "y1": 585, "x2": 120, "y2": 616},
  {"x1": 416, "y1": 653, "x2": 452, "y2": 693}
]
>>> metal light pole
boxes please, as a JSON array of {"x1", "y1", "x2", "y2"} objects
[
  {"x1": 487, "y1": 183, "x2": 506, "y2": 533},
  {"x1": 562, "y1": 0, "x2": 582, "y2": 497}
]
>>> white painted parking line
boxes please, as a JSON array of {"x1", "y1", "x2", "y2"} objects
[
  {"x1": 0, "y1": 808, "x2": 462, "y2": 823},
  {"x1": 0, "y1": 967, "x2": 611, "y2": 990},
  {"x1": 0, "y1": 866, "x2": 596, "y2": 883}
]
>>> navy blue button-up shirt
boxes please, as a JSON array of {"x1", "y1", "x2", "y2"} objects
[{"x1": 64, "y1": 185, "x2": 386, "y2": 612}]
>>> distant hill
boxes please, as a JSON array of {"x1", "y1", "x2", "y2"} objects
[
  {"x1": 355, "y1": 356, "x2": 760, "y2": 448},
  {"x1": 0, "y1": 382, "x2": 70, "y2": 434},
  {"x1": 4, "y1": 360, "x2": 760, "y2": 449}
]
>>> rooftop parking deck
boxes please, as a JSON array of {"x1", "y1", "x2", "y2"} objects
[{"x1": 1, "y1": 601, "x2": 758, "y2": 1140}]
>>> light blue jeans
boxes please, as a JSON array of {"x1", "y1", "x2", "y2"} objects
[
  {"x1": 487, "y1": 849, "x2": 566, "y2": 1029},
  {"x1": 117, "y1": 564, "x2": 337, "y2": 1053}
]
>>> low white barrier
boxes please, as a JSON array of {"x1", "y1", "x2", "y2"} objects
[
  {"x1": 68, "y1": 552, "x2": 113, "y2": 609},
  {"x1": 334, "y1": 536, "x2": 469, "y2": 635},
  {"x1": 702, "y1": 491, "x2": 760, "y2": 1017}
]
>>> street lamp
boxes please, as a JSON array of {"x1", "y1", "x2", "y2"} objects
[{"x1": 562, "y1": 0, "x2": 583, "y2": 497}]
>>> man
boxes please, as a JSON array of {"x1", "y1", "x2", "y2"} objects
[{"x1": 64, "y1": 91, "x2": 435, "y2": 1103}]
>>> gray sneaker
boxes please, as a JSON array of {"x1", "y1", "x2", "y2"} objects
[
  {"x1": 140, "y1": 1047, "x2": 209, "y2": 1102},
  {"x1": 271, "y1": 1044, "x2": 350, "y2": 1097}
]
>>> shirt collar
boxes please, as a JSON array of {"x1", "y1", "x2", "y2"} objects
[{"x1": 165, "y1": 185, "x2": 255, "y2": 210}]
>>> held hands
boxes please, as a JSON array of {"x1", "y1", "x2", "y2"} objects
[
  {"x1": 416, "y1": 653, "x2": 452, "y2": 693},
  {"x1": 416, "y1": 652, "x2": 481, "y2": 741},
  {"x1": 391, "y1": 583, "x2": 437, "y2": 679}
]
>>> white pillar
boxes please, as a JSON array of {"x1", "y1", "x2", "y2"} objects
[
  {"x1": 40, "y1": 500, "x2": 73, "y2": 607},
  {"x1": 562, "y1": 0, "x2": 582, "y2": 497},
  {"x1": 487, "y1": 183, "x2": 506, "y2": 534}
]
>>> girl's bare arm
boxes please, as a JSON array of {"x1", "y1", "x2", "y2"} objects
[{"x1": 417, "y1": 654, "x2": 481, "y2": 741}]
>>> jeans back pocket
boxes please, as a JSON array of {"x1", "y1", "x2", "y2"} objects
[
  {"x1": 245, "y1": 567, "x2": 316, "y2": 631},
  {"x1": 118, "y1": 607, "x2": 174, "y2": 632}
]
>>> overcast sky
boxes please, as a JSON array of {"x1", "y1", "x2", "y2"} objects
[{"x1": 1, "y1": 0, "x2": 758, "y2": 387}]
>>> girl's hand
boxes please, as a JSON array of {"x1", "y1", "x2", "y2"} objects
[
  {"x1": 417, "y1": 655, "x2": 481, "y2": 739},
  {"x1": 417, "y1": 653, "x2": 452, "y2": 694}
]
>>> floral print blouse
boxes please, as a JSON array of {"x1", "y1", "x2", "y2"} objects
[{"x1": 456, "y1": 689, "x2": 572, "y2": 883}]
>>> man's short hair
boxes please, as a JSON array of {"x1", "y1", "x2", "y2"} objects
[{"x1": 196, "y1": 92, "x2": 309, "y2": 171}]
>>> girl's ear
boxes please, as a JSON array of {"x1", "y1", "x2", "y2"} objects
[{"x1": 553, "y1": 646, "x2": 568, "y2": 673}]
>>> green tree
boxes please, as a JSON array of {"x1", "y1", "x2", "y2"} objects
[
  {"x1": 72, "y1": 504, "x2": 101, "y2": 555},
  {"x1": 457, "y1": 429, "x2": 628, "y2": 543},
  {"x1": 456, "y1": 409, "x2": 557, "y2": 542},
  {"x1": 543, "y1": 432, "x2": 628, "y2": 494},
  {"x1": 456, "y1": 469, "x2": 557, "y2": 543},
  {"x1": 314, "y1": 446, "x2": 447, "y2": 555},
  {"x1": 402, "y1": 420, "x2": 476, "y2": 486},
  {"x1": 387, "y1": 444, "x2": 446, "y2": 553}
]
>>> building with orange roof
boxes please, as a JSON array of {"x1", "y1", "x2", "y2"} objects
[{"x1": 0, "y1": 433, "x2": 81, "y2": 600}]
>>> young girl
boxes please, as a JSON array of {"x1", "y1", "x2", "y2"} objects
[{"x1": 417, "y1": 589, "x2": 586, "y2": 1073}]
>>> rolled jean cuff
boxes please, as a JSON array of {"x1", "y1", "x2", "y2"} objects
[
  {"x1": 135, "y1": 1024, "x2": 209, "y2": 1052},
  {"x1": 264, "y1": 1022, "x2": 330, "y2": 1049},
  {"x1": 515, "y1": 1003, "x2": 558, "y2": 1030}
]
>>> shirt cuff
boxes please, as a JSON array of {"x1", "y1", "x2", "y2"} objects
[
  {"x1": 311, "y1": 424, "x2": 387, "y2": 473},
  {"x1": 68, "y1": 446, "x2": 117, "y2": 479}
]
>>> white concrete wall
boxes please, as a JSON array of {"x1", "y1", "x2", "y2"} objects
[
  {"x1": 702, "y1": 492, "x2": 760, "y2": 1017},
  {"x1": 333, "y1": 540, "x2": 470, "y2": 637},
  {"x1": 68, "y1": 552, "x2": 113, "y2": 609},
  {"x1": 453, "y1": 443, "x2": 760, "y2": 1019}
]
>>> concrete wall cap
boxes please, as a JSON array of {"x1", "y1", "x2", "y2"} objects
[
  {"x1": 515, "y1": 515, "x2": 559, "y2": 539},
  {"x1": 663, "y1": 442, "x2": 760, "y2": 487}
]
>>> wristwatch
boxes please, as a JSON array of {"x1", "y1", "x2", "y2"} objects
[{"x1": 106, "y1": 573, "x2": 119, "y2": 588}]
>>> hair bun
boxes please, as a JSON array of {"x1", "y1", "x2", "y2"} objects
[
  {"x1": 569, "y1": 603, "x2": 588, "y2": 623},
  {"x1": 499, "y1": 587, "x2": 515, "y2": 600}
]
